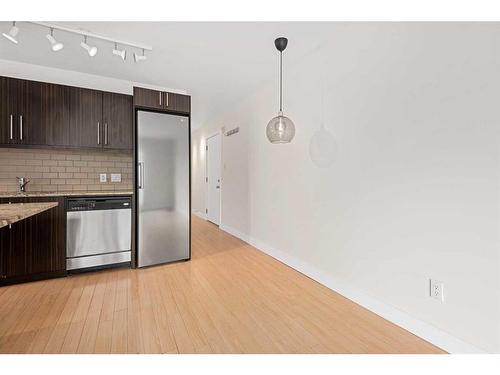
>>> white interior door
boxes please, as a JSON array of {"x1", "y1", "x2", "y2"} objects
[{"x1": 206, "y1": 134, "x2": 221, "y2": 225}]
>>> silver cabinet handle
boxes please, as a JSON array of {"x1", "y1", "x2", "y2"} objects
[
  {"x1": 166, "y1": 92, "x2": 169, "y2": 107},
  {"x1": 97, "y1": 122, "x2": 100, "y2": 145},
  {"x1": 105, "y1": 123, "x2": 108, "y2": 145},
  {"x1": 159, "y1": 91, "x2": 162, "y2": 106},
  {"x1": 19, "y1": 115, "x2": 23, "y2": 141},
  {"x1": 9, "y1": 114, "x2": 13, "y2": 140},
  {"x1": 138, "y1": 162, "x2": 144, "y2": 189}
]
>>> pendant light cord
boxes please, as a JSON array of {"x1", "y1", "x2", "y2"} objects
[{"x1": 279, "y1": 51, "x2": 283, "y2": 113}]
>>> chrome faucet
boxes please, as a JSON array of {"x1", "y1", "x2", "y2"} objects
[{"x1": 16, "y1": 177, "x2": 30, "y2": 193}]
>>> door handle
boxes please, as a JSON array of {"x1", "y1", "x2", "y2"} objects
[
  {"x1": 9, "y1": 114, "x2": 13, "y2": 140},
  {"x1": 19, "y1": 115, "x2": 23, "y2": 141},
  {"x1": 105, "y1": 123, "x2": 108, "y2": 145},
  {"x1": 97, "y1": 122, "x2": 100, "y2": 145},
  {"x1": 138, "y1": 162, "x2": 144, "y2": 189}
]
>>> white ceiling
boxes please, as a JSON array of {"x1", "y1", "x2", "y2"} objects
[{"x1": 0, "y1": 22, "x2": 333, "y2": 129}]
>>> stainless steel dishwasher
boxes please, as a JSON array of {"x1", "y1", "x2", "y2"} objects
[{"x1": 66, "y1": 196, "x2": 132, "y2": 271}]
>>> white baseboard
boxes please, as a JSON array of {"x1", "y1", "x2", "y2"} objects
[
  {"x1": 218, "y1": 223, "x2": 486, "y2": 354},
  {"x1": 192, "y1": 209, "x2": 207, "y2": 220},
  {"x1": 219, "y1": 224, "x2": 250, "y2": 243}
]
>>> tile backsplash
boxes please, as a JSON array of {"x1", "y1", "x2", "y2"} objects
[{"x1": 0, "y1": 147, "x2": 133, "y2": 193}]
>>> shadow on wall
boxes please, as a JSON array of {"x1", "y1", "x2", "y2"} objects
[{"x1": 309, "y1": 124, "x2": 338, "y2": 168}]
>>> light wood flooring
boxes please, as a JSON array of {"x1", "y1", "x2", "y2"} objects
[{"x1": 0, "y1": 216, "x2": 445, "y2": 353}]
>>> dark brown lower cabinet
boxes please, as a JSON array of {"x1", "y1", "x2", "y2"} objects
[{"x1": 0, "y1": 196, "x2": 66, "y2": 286}]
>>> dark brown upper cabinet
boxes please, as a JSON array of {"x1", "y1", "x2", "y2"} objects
[
  {"x1": 69, "y1": 87, "x2": 103, "y2": 148},
  {"x1": 35, "y1": 82, "x2": 71, "y2": 146},
  {"x1": 170, "y1": 93, "x2": 191, "y2": 114},
  {"x1": 102, "y1": 92, "x2": 133, "y2": 150},
  {"x1": 133, "y1": 86, "x2": 190, "y2": 114},
  {"x1": 1, "y1": 75, "x2": 133, "y2": 150},
  {"x1": 0, "y1": 77, "x2": 9, "y2": 144},
  {"x1": 133, "y1": 86, "x2": 163, "y2": 110},
  {"x1": 0, "y1": 77, "x2": 41, "y2": 145}
]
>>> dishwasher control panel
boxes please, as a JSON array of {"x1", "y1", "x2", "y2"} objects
[{"x1": 67, "y1": 197, "x2": 131, "y2": 211}]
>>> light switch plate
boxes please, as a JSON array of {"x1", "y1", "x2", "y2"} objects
[
  {"x1": 111, "y1": 173, "x2": 122, "y2": 183},
  {"x1": 100, "y1": 173, "x2": 107, "y2": 183}
]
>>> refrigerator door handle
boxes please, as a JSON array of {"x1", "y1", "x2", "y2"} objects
[{"x1": 138, "y1": 162, "x2": 144, "y2": 189}]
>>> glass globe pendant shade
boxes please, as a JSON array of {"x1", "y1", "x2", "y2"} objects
[{"x1": 266, "y1": 111, "x2": 295, "y2": 143}]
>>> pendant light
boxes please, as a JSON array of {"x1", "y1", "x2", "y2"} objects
[
  {"x1": 266, "y1": 37, "x2": 295, "y2": 144},
  {"x1": 2, "y1": 21, "x2": 19, "y2": 44}
]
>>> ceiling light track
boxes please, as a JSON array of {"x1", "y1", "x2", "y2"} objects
[{"x1": 27, "y1": 21, "x2": 152, "y2": 51}]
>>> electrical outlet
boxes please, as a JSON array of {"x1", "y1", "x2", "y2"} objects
[
  {"x1": 99, "y1": 173, "x2": 107, "y2": 183},
  {"x1": 429, "y1": 279, "x2": 444, "y2": 302},
  {"x1": 111, "y1": 173, "x2": 122, "y2": 183}
]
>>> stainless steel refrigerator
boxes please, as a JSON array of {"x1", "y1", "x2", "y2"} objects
[{"x1": 136, "y1": 110, "x2": 190, "y2": 267}]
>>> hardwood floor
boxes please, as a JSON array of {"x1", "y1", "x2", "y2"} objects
[{"x1": 0, "y1": 216, "x2": 445, "y2": 354}]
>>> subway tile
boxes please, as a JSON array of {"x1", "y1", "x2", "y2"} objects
[
  {"x1": 58, "y1": 160, "x2": 73, "y2": 167},
  {"x1": 26, "y1": 159, "x2": 43, "y2": 166},
  {"x1": 50, "y1": 166, "x2": 66, "y2": 173},
  {"x1": 50, "y1": 179, "x2": 66, "y2": 185},
  {"x1": 43, "y1": 160, "x2": 58, "y2": 166},
  {"x1": 1, "y1": 148, "x2": 134, "y2": 194}
]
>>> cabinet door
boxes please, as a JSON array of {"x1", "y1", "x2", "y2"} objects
[
  {"x1": 26, "y1": 196, "x2": 66, "y2": 274},
  {"x1": 0, "y1": 77, "x2": 12, "y2": 144},
  {"x1": 0, "y1": 77, "x2": 19, "y2": 144},
  {"x1": 31, "y1": 82, "x2": 71, "y2": 146},
  {"x1": 103, "y1": 92, "x2": 133, "y2": 150},
  {"x1": 0, "y1": 226, "x2": 8, "y2": 280},
  {"x1": 172, "y1": 93, "x2": 191, "y2": 114},
  {"x1": 133, "y1": 87, "x2": 163, "y2": 110},
  {"x1": 1, "y1": 220, "x2": 29, "y2": 279},
  {"x1": 15, "y1": 79, "x2": 42, "y2": 145},
  {"x1": 70, "y1": 87, "x2": 103, "y2": 148},
  {"x1": 0, "y1": 196, "x2": 65, "y2": 283}
]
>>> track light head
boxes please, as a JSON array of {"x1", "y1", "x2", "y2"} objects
[
  {"x1": 80, "y1": 36, "x2": 97, "y2": 57},
  {"x1": 134, "y1": 48, "x2": 147, "y2": 63},
  {"x1": 2, "y1": 21, "x2": 19, "y2": 44},
  {"x1": 46, "y1": 28, "x2": 64, "y2": 51},
  {"x1": 112, "y1": 43, "x2": 126, "y2": 60}
]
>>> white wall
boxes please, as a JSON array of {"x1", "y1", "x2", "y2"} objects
[
  {"x1": 192, "y1": 23, "x2": 500, "y2": 353},
  {"x1": 0, "y1": 58, "x2": 186, "y2": 95}
]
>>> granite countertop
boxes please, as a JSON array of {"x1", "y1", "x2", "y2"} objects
[
  {"x1": 0, "y1": 190, "x2": 134, "y2": 198},
  {"x1": 0, "y1": 202, "x2": 59, "y2": 229}
]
